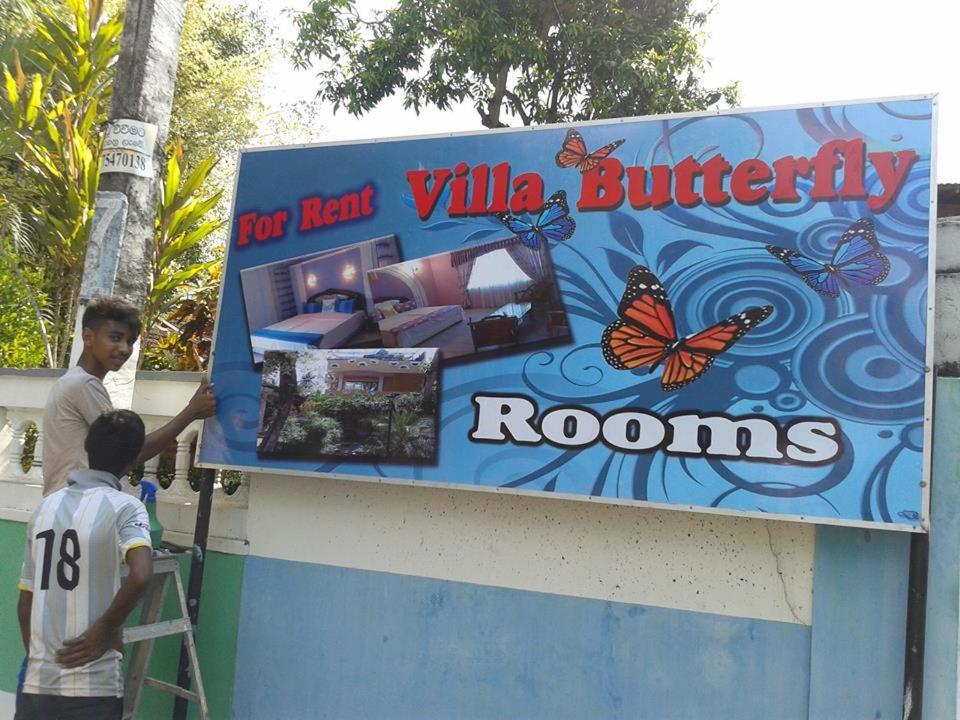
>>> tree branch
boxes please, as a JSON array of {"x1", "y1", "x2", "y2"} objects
[
  {"x1": 481, "y1": 65, "x2": 510, "y2": 129},
  {"x1": 503, "y1": 89, "x2": 531, "y2": 126}
]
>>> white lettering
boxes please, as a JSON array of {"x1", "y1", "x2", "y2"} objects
[
  {"x1": 602, "y1": 411, "x2": 665, "y2": 451},
  {"x1": 667, "y1": 415, "x2": 784, "y2": 459},
  {"x1": 541, "y1": 408, "x2": 600, "y2": 446},
  {"x1": 470, "y1": 395, "x2": 541, "y2": 443},
  {"x1": 469, "y1": 395, "x2": 841, "y2": 466},
  {"x1": 786, "y1": 421, "x2": 840, "y2": 462}
]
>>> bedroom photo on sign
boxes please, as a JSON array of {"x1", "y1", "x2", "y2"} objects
[
  {"x1": 256, "y1": 348, "x2": 440, "y2": 463},
  {"x1": 367, "y1": 237, "x2": 571, "y2": 361},
  {"x1": 239, "y1": 235, "x2": 401, "y2": 367}
]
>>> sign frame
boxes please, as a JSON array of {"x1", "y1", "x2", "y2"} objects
[{"x1": 199, "y1": 94, "x2": 938, "y2": 532}]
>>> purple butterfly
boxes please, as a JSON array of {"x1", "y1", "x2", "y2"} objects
[{"x1": 766, "y1": 218, "x2": 890, "y2": 298}]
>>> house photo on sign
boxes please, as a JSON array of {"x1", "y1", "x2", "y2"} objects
[
  {"x1": 256, "y1": 348, "x2": 439, "y2": 462},
  {"x1": 200, "y1": 96, "x2": 935, "y2": 531}
]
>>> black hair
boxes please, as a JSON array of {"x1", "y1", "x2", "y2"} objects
[
  {"x1": 82, "y1": 296, "x2": 142, "y2": 338},
  {"x1": 85, "y1": 410, "x2": 145, "y2": 477}
]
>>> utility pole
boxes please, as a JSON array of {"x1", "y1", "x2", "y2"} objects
[
  {"x1": 73, "y1": 0, "x2": 186, "y2": 408},
  {"x1": 74, "y1": 3, "x2": 207, "y2": 719}
]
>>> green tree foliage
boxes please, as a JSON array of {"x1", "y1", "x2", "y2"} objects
[
  {"x1": 292, "y1": 0, "x2": 737, "y2": 128},
  {"x1": 140, "y1": 140, "x2": 224, "y2": 369},
  {"x1": 0, "y1": 260, "x2": 47, "y2": 367},
  {"x1": 0, "y1": 0, "x2": 272, "y2": 369},
  {"x1": 0, "y1": 0, "x2": 122, "y2": 366},
  {"x1": 171, "y1": 0, "x2": 269, "y2": 181}
]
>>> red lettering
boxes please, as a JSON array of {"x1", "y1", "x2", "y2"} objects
[
  {"x1": 770, "y1": 156, "x2": 812, "y2": 202},
  {"x1": 405, "y1": 169, "x2": 452, "y2": 220},
  {"x1": 271, "y1": 210, "x2": 288, "y2": 237},
  {"x1": 322, "y1": 198, "x2": 340, "y2": 225},
  {"x1": 839, "y1": 139, "x2": 866, "y2": 200},
  {"x1": 448, "y1": 162, "x2": 471, "y2": 215},
  {"x1": 626, "y1": 165, "x2": 672, "y2": 210},
  {"x1": 868, "y1": 150, "x2": 918, "y2": 211},
  {"x1": 254, "y1": 215, "x2": 273, "y2": 241},
  {"x1": 237, "y1": 212, "x2": 257, "y2": 246},
  {"x1": 340, "y1": 194, "x2": 360, "y2": 220},
  {"x1": 701, "y1": 155, "x2": 732, "y2": 205},
  {"x1": 578, "y1": 158, "x2": 625, "y2": 211},
  {"x1": 466, "y1": 164, "x2": 489, "y2": 215},
  {"x1": 810, "y1": 140, "x2": 848, "y2": 201},
  {"x1": 489, "y1": 162, "x2": 510, "y2": 213},
  {"x1": 360, "y1": 185, "x2": 374, "y2": 216},
  {"x1": 674, "y1": 156, "x2": 703, "y2": 207},
  {"x1": 730, "y1": 159, "x2": 771, "y2": 204},
  {"x1": 509, "y1": 173, "x2": 544, "y2": 212},
  {"x1": 300, "y1": 197, "x2": 323, "y2": 231}
]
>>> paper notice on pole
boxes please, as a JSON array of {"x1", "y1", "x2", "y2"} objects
[{"x1": 100, "y1": 119, "x2": 158, "y2": 178}]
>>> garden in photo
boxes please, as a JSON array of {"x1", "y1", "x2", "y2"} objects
[{"x1": 256, "y1": 348, "x2": 439, "y2": 462}]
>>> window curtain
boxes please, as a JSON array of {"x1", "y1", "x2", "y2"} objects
[
  {"x1": 453, "y1": 256, "x2": 477, "y2": 308},
  {"x1": 452, "y1": 236, "x2": 543, "y2": 308},
  {"x1": 505, "y1": 243, "x2": 547, "y2": 283},
  {"x1": 466, "y1": 277, "x2": 525, "y2": 308}
]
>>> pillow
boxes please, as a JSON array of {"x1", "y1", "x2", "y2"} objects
[
  {"x1": 336, "y1": 298, "x2": 357, "y2": 313},
  {"x1": 303, "y1": 302, "x2": 320, "y2": 314},
  {"x1": 380, "y1": 305, "x2": 398, "y2": 318},
  {"x1": 374, "y1": 300, "x2": 398, "y2": 312},
  {"x1": 321, "y1": 297, "x2": 338, "y2": 313},
  {"x1": 396, "y1": 300, "x2": 416, "y2": 313}
]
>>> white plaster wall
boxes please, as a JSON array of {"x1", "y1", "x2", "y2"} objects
[
  {"x1": 245, "y1": 472, "x2": 815, "y2": 625},
  {"x1": 936, "y1": 218, "x2": 960, "y2": 371}
]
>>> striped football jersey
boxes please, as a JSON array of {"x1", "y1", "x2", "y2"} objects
[{"x1": 19, "y1": 469, "x2": 151, "y2": 697}]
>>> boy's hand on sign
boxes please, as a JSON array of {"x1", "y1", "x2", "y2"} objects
[
  {"x1": 188, "y1": 377, "x2": 217, "y2": 419},
  {"x1": 55, "y1": 621, "x2": 119, "y2": 668}
]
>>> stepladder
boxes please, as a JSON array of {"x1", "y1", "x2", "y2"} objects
[{"x1": 122, "y1": 552, "x2": 209, "y2": 720}]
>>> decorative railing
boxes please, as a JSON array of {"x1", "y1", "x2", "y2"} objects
[{"x1": 0, "y1": 369, "x2": 249, "y2": 555}]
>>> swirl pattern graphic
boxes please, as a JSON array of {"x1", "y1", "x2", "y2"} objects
[
  {"x1": 791, "y1": 314, "x2": 924, "y2": 424},
  {"x1": 666, "y1": 249, "x2": 841, "y2": 359}
]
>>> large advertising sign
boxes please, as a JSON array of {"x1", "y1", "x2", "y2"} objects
[{"x1": 200, "y1": 96, "x2": 936, "y2": 530}]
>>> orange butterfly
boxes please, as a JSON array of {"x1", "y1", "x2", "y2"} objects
[
  {"x1": 555, "y1": 129, "x2": 625, "y2": 173},
  {"x1": 601, "y1": 265, "x2": 773, "y2": 391}
]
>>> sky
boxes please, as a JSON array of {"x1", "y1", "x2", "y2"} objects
[{"x1": 253, "y1": 0, "x2": 959, "y2": 182}]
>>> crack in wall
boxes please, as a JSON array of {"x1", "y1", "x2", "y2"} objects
[{"x1": 765, "y1": 523, "x2": 804, "y2": 624}]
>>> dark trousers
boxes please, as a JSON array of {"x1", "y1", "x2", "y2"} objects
[{"x1": 15, "y1": 693, "x2": 122, "y2": 720}]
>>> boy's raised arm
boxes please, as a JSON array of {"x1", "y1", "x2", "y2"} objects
[{"x1": 135, "y1": 377, "x2": 216, "y2": 465}]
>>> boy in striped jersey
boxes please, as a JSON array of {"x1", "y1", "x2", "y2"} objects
[{"x1": 16, "y1": 410, "x2": 154, "y2": 720}]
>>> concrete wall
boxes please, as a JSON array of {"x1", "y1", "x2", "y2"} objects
[
  {"x1": 2, "y1": 216, "x2": 959, "y2": 718},
  {"x1": 936, "y1": 218, "x2": 960, "y2": 374},
  {"x1": 226, "y1": 467, "x2": 917, "y2": 719}
]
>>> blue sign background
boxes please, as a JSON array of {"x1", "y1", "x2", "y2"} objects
[{"x1": 201, "y1": 98, "x2": 934, "y2": 529}]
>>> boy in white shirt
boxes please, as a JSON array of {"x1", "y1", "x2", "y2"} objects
[{"x1": 42, "y1": 296, "x2": 216, "y2": 495}]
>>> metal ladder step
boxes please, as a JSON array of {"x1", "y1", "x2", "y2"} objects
[{"x1": 121, "y1": 553, "x2": 209, "y2": 720}]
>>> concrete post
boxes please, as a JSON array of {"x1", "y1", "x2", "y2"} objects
[
  {"x1": 69, "y1": 0, "x2": 187, "y2": 408},
  {"x1": 100, "y1": 0, "x2": 186, "y2": 306}
]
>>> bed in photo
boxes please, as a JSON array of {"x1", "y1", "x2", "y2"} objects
[
  {"x1": 366, "y1": 236, "x2": 571, "y2": 361},
  {"x1": 239, "y1": 235, "x2": 400, "y2": 366},
  {"x1": 256, "y1": 348, "x2": 440, "y2": 462}
]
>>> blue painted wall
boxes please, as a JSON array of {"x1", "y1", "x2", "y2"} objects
[
  {"x1": 924, "y1": 378, "x2": 960, "y2": 718},
  {"x1": 808, "y1": 526, "x2": 910, "y2": 719},
  {"x1": 234, "y1": 557, "x2": 811, "y2": 720}
]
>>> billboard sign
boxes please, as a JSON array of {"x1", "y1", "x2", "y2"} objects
[{"x1": 200, "y1": 96, "x2": 936, "y2": 530}]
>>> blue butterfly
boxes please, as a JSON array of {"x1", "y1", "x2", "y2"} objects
[
  {"x1": 496, "y1": 189, "x2": 576, "y2": 249},
  {"x1": 765, "y1": 218, "x2": 890, "y2": 298}
]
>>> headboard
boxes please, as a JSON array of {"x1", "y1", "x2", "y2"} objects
[
  {"x1": 372, "y1": 295, "x2": 411, "y2": 305},
  {"x1": 306, "y1": 287, "x2": 366, "y2": 308}
]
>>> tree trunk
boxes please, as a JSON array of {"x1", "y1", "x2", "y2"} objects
[{"x1": 258, "y1": 354, "x2": 299, "y2": 453}]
